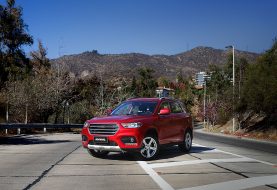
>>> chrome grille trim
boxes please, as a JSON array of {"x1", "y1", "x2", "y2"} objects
[{"x1": 89, "y1": 124, "x2": 118, "y2": 135}]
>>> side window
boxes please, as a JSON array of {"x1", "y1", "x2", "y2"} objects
[
  {"x1": 170, "y1": 101, "x2": 183, "y2": 113},
  {"x1": 159, "y1": 101, "x2": 170, "y2": 111}
]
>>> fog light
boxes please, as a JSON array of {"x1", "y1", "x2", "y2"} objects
[{"x1": 121, "y1": 136, "x2": 137, "y2": 144}]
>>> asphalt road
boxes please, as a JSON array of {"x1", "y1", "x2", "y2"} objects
[{"x1": 0, "y1": 132, "x2": 276, "y2": 190}]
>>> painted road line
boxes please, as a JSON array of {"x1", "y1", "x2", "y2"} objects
[
  {"x1": 192, "y1": 143, "x2": 208, "y2": 147},
  {"x1": 193, "y1": 143, "x2": 275, "y2": 166},
  {"x1": 137, "y1": 161, "x2": 174, "y2": 190},
  {"x1": 149, "y1": 157, "x2": 254, "y2": 169},
  {"x1": 215, "y1": 149, "x2": 275, "y2": 166},
  {"x1": 178, "y1": 174, "x2": 277, "y2": 190}
]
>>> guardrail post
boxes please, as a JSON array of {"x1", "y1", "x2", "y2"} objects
[
  {"x1": 43, "y1": 127, "x2": 46, "y2": 133},
  {"x1": 5, "y1": 129, "x2": 8, "y2": 134},
  {"x1": 17, "y1": 128, "x2": 20, "y2": 135}
]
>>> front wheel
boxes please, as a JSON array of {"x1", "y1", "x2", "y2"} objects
[
  {"x1": 178, "y1": 131, "x2": 192, "y2": 152},
  {"x1": 139, "y1": 135, "x2": 159, "y2": 160},
  {"x1": 87, "y1": 149, "x2": 109, "y2": 158}
]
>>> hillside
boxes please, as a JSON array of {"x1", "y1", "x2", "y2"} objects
[{"x1": 52, "y1": 46, "x2": 259, "y2": 80}]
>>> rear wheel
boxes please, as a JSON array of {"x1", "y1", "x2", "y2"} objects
[
  {"x1": 139, "y1": 135, "x2": 159, "y2": 160},
  {"x1": 178, "y1": 131, "x2": 192, "y2": 152},
  {"x1": 87, "y1": 149, "x2": 109, "y2": 158}
]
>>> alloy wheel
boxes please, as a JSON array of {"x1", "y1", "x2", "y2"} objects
[
  {"x1": 185, "y1": 132, "x2": 192, "y2": 150},
  {"x1": 140, "y1": 136, "x2": 158, "y2": 159}
]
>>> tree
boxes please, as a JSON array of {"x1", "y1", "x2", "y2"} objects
[
  {"x1": 157, "y1": 76, "x2": 169, "y2": 87},
  {"x1": 30, "y1": 40, "x2": 50, "y2": 74},
  {"x1": 0, "y1": 0, "x2": 33, "y2": 86},
  {"x1": 174, "y1": 78, "x2": 194, "y2": 111},
  {"x1": 176, "y1": 70, "x2": 185, "y2": 84},
  {"x1": 137, "y1": 68, "x2": 157, "y2": 97},
  {"x1": 2, "y1": 40, "x2": 75, "y2": 123},
  {"x1": 130, "y1": 76, "x2": 138, "y2": 96},
  {"x1": 207, "y1": 64, "x2": 231, "y2": 102},
  {"x1": 237, "y1": 58, "x2": 249, "y2": 99},
  {"x1": 196, "y1": 64, "x2": 234, "y2": 125},
  {"x1": 239, "y1": 40, "x2": 277, "y2": 116}
]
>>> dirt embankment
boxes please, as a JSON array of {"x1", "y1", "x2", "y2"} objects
[{"x1": 204, "y1": 111, "x2": 277, "y2": 142}]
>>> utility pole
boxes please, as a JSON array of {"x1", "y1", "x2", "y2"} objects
[
  {"x1": 232, "y1": 46, "x2": 235, "y2": 133},
  {"x1": 6, "y1": 101, "x2": 9, "y2": 134},
  {"x1": 226, "y1": 45, "x2": 235, "y2": 133},
  {"x1": 203, "y1": 81, "x2": 206, "y2": 128},
  {"x1": 66, "y1": 101, "x2": 70, "y2": 124}
]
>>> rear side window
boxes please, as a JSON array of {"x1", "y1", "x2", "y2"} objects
[
  {"x1": 159, "y1": 101, "x2": 170, "y2": 111},
  {"x1": 170, "y1": 101, "x2": 183, "y2": 113}
]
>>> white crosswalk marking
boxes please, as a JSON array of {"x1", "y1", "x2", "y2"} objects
[
  {"x1": 178, "y1": 175, "x2": 277, "y2": 190},
  {"x1": 137, "y1": 161, "x2": 174, "y2": 190},
  {"x1": 137, "y1": 143, "x2": 277, "y2": 190},
  {"x1": 149, "y1": 157, "x2": 254, "y2": 169}
]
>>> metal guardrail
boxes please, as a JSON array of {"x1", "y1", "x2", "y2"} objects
[
  {"x1": 0, "y1": 123, "x2": 83, "y2": 135},
  {"x1": 0, "y1": 123, "x2": 83, "y2": 129}
]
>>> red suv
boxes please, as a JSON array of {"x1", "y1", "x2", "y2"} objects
[{"x1": 81, "y1": 97, "x2": 193, "y2": 160}]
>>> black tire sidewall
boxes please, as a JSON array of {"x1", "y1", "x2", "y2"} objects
[{"x1": 178, "y1": 131, "x2": 192, "y2": 152}]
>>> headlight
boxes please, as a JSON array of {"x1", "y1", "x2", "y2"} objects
[
  {"x1": 121, "y1": 122, "x2": 142, "y2": 128},
  {"x1": 83, "y1": 122, "x2": 90, "y2": 128}
]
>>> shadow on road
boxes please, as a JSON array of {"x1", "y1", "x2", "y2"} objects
[
  {"x1": 190, "y1": 145, "x2": 215, "y2": 153},
  {"x1": 96, "y1": 145, "x2": 215, "y2": 161},
  {"x1": 157, "y1": 145, "x2": 215, "y2": 160},
  {"x1": 104, "y1": 152, "x2": 138, "y2": 161},
  {"x1": 0, "y1": 135, "x2": 72, "y2": 145}
]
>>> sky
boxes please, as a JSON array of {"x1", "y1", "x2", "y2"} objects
[{"x1": 1, "y1": 0, "x2": 277, "y2": 58}]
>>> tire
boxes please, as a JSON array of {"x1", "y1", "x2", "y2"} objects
[
  {"x1": 139, "y1": 135, "x2": 159, "y2": 160},
  {"x1": 178, "y1": 130, "x2": 192, "y2": 152},
  {"x1": 87, "y1": 149, "x2": 109, "y2": 158}
]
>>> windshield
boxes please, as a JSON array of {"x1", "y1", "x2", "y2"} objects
[{"x1": 111, "y1": 101, "x2": 158, "y2": 116}]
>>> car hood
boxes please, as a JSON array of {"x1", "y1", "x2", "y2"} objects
[{"x1": 87, "y1": 115, "x2": 152, "y2": 124}]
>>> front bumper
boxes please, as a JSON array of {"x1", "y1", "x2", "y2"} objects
[
  {"x1": 87, "y1": 144, "x2": 122, "y2": 152},
  {"x1": 82, "y1": 125, "x2": 145, "y2": 151}
]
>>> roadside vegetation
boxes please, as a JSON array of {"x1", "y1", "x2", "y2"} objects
[
  {"x1": 202, "y1": 40, "x2": 277, "y2": 140},
  {"x1": 0, "y1": 0, "x2": 276, "y2": 139}
]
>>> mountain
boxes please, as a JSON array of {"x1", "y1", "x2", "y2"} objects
[{"x1": 51, "y1": 46, "x2": 259, "y2": 81}]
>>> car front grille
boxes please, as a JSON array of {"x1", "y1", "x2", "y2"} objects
[{"x1": 89, "y1": 124, "x2": 118, "y2": 135}]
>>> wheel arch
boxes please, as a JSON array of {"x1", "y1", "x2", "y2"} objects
[{"x1": 145, "y1": 128, "x2": 158, "y2": 138}]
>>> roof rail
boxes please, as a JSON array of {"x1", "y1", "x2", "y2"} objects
[
  {"x1": 126, "y1": 97, "x2": 141, "y2": 100},
  {"x1": 159, "y1": 97, "x2": 174, "y2": 100},
  {"x1": 127, "y1": 97, "x2": 134, "y2": 100}
]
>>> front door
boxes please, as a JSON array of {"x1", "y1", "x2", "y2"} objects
[{"x1": 157, "y1": 101, "x2": 178, "y2": 144}]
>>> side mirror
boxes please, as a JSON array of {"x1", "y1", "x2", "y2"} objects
[
  {"x1": 106, "y1": 109, "x2": 112, "y2": 115},
  {"x1": 159, "y1": 108, "x2": 170, "y2": 115}
]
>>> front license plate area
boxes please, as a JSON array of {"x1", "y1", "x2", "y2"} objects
[{"x1": 94, "y1": 136, "x2": 108, "y2": 144}]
